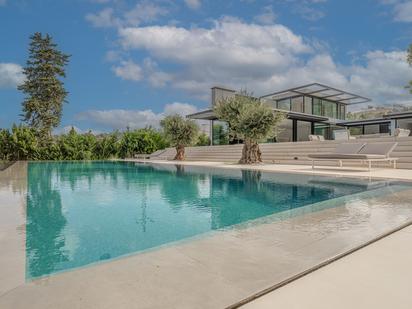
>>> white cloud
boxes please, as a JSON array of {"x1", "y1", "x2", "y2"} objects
[
  {"x1": 348, "y1": 51, "x2": 412, "y2": 105},
  {"x1": 393, "y1": 1, "x2": 412, "y2": 22},
  {"x1": 254, "y1": 6, "x2": 277, "y2": 25},
  {"x1": 380, "y1": 0, "x2": 412, "y2": 22},
  {"x1": 85, "y1": 8, "x2": 120, "y2": 28},
  {"x1": 163, "y1": 102, "x2": 198, "y2": 116},
  {"x1": 119, "y1": 19, "x2": 311, "y2": 93},
  {"x1": 294, "y1": 4, "x2": 325, "y2": 21},
  {"x1": 109, "y1": 18, "x2": 411, "y2": 107},
  {"x1": 0, "y1": 63, "x2": 25, "y2": 88},
  {"x1": 75, "y1": 102, "x2": 199, "y2": 130},
  {"x1": 142, "y1": 58, "x2": 173, "y2": 87},
  {"x1": 112, "y1": 60, "x2": 143, "y2": 81},
  {"x1": 86, "y1": 1, "x2": 169, "y2": 28},
  {"x1": 117, "y1": 19, "x2": 311, "y2": 96},
  {"x1": 124, "y1": 2, "x2": 169, "y2": 26},
  {"x1": 184, "y1": 0, "x2": 201, "y2": 10},
  {"x1": 90, "y1": 0, "x2": 112, "y2": 3}
]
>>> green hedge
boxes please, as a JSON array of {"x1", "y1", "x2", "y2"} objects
[{"x1": 0, "y1": 125, "x2": 170, "y2": 161}]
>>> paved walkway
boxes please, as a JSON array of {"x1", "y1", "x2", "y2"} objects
[{"x1": 242, "y1": 224, "x2": 412, "y2": 309}]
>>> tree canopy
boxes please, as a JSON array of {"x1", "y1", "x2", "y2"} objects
[
  {"x1": 160, "y1": 115, "x2": 199, "y2": 160},
  {"x1": 214, "y1": 93, "x2": 285, "y2": 164},
  {"x1": 18, "y1": 32, "x2": 70, "y2": 137}
]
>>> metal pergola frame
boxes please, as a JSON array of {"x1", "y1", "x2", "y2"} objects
[{"x1": 259, "y1": 83, "x2": 371, "y2": 105}]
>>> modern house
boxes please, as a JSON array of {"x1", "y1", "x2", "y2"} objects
[{"x1": 187, "y1": 83, "x2": 412, "y2": 145}]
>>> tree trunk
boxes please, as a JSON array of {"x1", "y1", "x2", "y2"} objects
[
  {"x1": 174, "y1": 145, "x2": 185, "y2": 160},
  {"x1": 239, "y1": 139, "x2": 262, "y2": 164}
]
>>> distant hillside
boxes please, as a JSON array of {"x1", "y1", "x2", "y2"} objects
[{"x1": 346, "y1": 104, "x2": 412, "y2": 120}]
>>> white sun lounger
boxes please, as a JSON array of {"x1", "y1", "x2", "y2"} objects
[{"x1": 308, "y1": 142, "x2": 398, "y2": 171}]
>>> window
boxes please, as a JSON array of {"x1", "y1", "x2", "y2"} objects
[
  {"x1": 349, "y1": 126, "x2": 363, "y2": 136},
  {"x1": 313, "y1": 98, "x2": 322, "y2": 116},
  {"x1": 380, "y1": 123, "x2": 390, "y2": 134},
  {"x1": 304, "y1": 96, "x2": 312, "y2": 114},
  {"x1": 397, "y1": 118, "x2": 412, "y2": 135},
  {"x1": 322, "y1": 100, "x2": 337, "y2": 118},
  {"x1": 291, "y1": 97, "x2": 304, "y2": 113},
  {"x1": 277, "y1": 99, "x2": 290, "y2": 111},
  {"x1": 296, "y1": 121, "x2": 312, "y2": 141},
  {"x1": 276, "y1": 119, "x2": 293, "y2": 142},
  {"x1": 340, "y1": 104, "x2": 346, "y2": 120},
  {"x1": 364, "y1": 124, "x2": 380, "y2": 135},
  {"x1": 261, "y1": 98, "x2": 276, "y2": 108},
  {"x1": 314, "y1": 123, "x2": 330, "y2": 140}
]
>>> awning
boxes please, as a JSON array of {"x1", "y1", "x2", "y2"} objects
[{"x1": 260, "y1": 83, "x2": 371, "y2": 105}]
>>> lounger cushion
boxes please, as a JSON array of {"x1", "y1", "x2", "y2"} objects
[
  {"x1": 308, "y1": 154, "x2": 386, "y2": 160},
  {"x1": 358, "y1": 142, "x2": 397, "y2": 156},
  {"x1": 334, "y1": 143, "x2": 365, "y2": 154}
]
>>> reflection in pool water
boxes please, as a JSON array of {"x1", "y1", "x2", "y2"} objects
[{"x1": 25, "y1": 161, "x2": 401, "y2": 279}]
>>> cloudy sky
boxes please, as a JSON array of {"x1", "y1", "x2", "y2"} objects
[{"x1": 0, "y1": 0, "x2": 412, "y2": 132}]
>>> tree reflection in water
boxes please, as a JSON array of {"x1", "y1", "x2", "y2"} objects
[
  {"x1": 26, "y1": 163, "x2": 68, "y2": 278},
  {"x1": 25, "y1": 161, "x2": 373, "y2": 279}
]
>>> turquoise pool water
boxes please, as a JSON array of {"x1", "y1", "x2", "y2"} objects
[{"x1": 25, "y1": 161, "x2": 407, "y2": 279}]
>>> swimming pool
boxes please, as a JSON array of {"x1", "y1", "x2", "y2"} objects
[{"x1": 25, "y1": 161, "x2": 410, "y2": 279}]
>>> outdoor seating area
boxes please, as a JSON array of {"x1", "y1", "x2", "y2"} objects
[{"x1": 308, "y1": 142, "x2": 398, "y2": 171}]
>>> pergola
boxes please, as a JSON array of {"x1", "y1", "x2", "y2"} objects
[{"x1": 259, "y1": 83, "x2": 371, "y2": 105}]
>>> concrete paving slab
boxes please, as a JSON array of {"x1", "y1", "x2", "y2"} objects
[{"x1": 241, "y1": 227, "x2": 412, "y2": 309}]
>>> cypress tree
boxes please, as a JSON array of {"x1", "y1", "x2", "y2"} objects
[{"x1": 18, "y1": 32, "x2": 70, "y2": 137}]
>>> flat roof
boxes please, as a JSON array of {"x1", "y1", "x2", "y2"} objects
[
  {"x1": 260, "y1": 83, "x2": 371, "y2": 105},
  {"x1": 186, "y1": 109, "x2": 217, "y2": 120},
  {"x1": 384, "y1": 111, "x2": 412, "y2": 119},
  {"x1": 187, "y1": 108, "x2": 329, "y2": 122}
]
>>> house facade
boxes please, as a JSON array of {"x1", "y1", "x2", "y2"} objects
[{"x1": 187, "y1": 83, "x2": 412, "y2": 145}]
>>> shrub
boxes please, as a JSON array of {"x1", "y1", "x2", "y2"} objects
[{"x1": 0, "y1": 125, "x2": 168, "y2": 161}]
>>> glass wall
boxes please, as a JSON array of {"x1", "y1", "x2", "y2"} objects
[
  {"x1": 397, "y1": 118, "x2": 412, "y2": 135},
  {"x1": 322, "y1": 100, "x2": 337, "y2": 118},
  {"x1": 313, "y1": 98, "x2": 322, "y2": 116},
  {"x1": 314, "y1": 123, "x2": 330, "y2": 140},
  {"x1": 348, "y1": 126, "x2": 363, "y2": 136},
  {"x1": 304, "y1": 96, "x2": 312, "y2": 114},
  {"x1": 212, "y1": 121, "x2": 229, "y2": 145},
  {"x1": 291, "y1": 97, "x2": 304, "y2": 113},
  {"x1": 277, "y1": 99, "x2": 291, "y2": 111},
  {"x1": 276, "y1": 119, "x2": 293, "y2": 142},
  {"x1": 339, "y1": 104, "x2": 346, "y2": 120},
  {"x1": 274, "y1": 95, "x2": 345, "y2": 120},
  {"x1": 348, "y1": 123, "x2": 390, "y2": 136},
  {"x1": 296, "y1": 121, "x2": 312, "y2": 141}
]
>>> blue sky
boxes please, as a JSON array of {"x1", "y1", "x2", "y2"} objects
[{"x1": 0, "y1": 0, "x2": 412, "y2": 132}]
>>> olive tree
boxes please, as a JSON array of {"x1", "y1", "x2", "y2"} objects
[
  {"x1": 214, "y1": 93, "x2": 285, "y2": 164},
  {"x1": 160, "y1": 115, "x2": 199, "y2": 160}
]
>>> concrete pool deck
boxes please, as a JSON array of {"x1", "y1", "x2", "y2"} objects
[
  {"x1": 1, "y1": 161, "x2": 412, "y2": 308},
  {"x1": 242, "y1": 224, "x2": 412, "y2": 309},
  {"x1": 129, "y1": 159, "x2": 412, "y2": 181}
]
